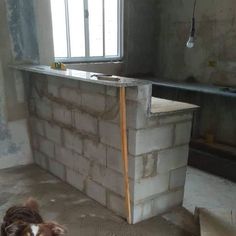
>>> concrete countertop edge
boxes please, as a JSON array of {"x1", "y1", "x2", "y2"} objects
[
  {"x1": 9, "y1": 64, "x2": 152, "y2": 88},
  {"x1": 149, "y1": 106, "x2": 199, "y2": 118}
]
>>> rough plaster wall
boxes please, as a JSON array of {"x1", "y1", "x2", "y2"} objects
[
  {"x1": 123, "y1": 0, "x2": 158, "y2": 76},
  {"x1": 5, "y1": 0, "x2": 39, "y2": 62},
  {"x1": 0, "y1": 63, "x2": 6, "y2": 123},
  {"x1": 0, "y1": 0, "x2": 34, "y2": 168},
  {"x1": 34, "y1": 0, "x2": 54, "y2": 65},
  {"x1": 155, "y1": 0, "x2": 236, "y2": 86}
]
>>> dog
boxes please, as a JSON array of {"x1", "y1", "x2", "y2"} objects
[{"x1": 1, "y1": 198, "x2": 66, "y2": 236}]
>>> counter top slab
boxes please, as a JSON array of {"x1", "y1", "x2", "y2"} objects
[
  {"x1": 151, "y1": 97, "x2": 199, "y2": 116},
  {"x1": 10, "y1": 64, "x2": 151, "y2": 87}
]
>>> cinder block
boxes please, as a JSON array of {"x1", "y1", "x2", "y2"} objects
[
  {"x1": 80, "y1": 81, "x2": 105, "y2": 94},
  {"x1": 106, "y1": 86, "x2": 118, "y2": 97},
  {"x1": 48, "y1": 159, "x2": 66, "y2": 180},
  {"x1": 132, "y1": 200, "x2": 154, "y2": 224},
  {"x1": 132, "y1": 204, "x2": 143, "y2": 224},
  {"x1": 39, "y1": 136, "x2": 54, "y2": 159},
  {"x1": 142, "y1": 199, "x2": 153, "y2": 219},
  {"x1": 48, "y1": 80, "x2": 59, "y2": 97},
  {"x1": 31, "y1": 134, "x2": 39, "y2": 150},
  {"x1": 126, "y1": 100, "x2": 148, "y2": 129},
  {"x1": 132, "y1": 173, "x2": 169, "y2": 202},
  {"x1": 35, "y1": 99, "x2": 52, "y2": 120},
  {"x1": 53, "y1": 104, "x2": 72, "y2": 126},
  {"x1": 51, "y1": 77, "x2": 79, "y2": 89},
  {"x1": 31, "y1": 118, "x2": 45, "y2": 136},
  {"x1": 74, "y1": 155, "x2": 91, "y2": 176},
  {"x1": 91, "y1": 164, "x2": 124, "y2": 196},
  {"x1": 29, "y1": 98, "x2": 36, "y2": 114},
  {"x1": 169, "y1": 167, "x2": 187, "y2": 189},
  {"x1": 66, "y1": 168, "x2": 86, "y2": 191},
  {"x1": 108, "y1": 192, "x2": 125, "y2": 217},
  {"x1": 75, "y1": 112, "x2": 98, "y2": 135},
  {"x1": 34, "y1": 151, "x2": 49, "y2": 170},
  {"x1": 174, "y1": 121, "x2": 192, "y2": 145},
  {"x1": 126, "y1": 84, "x2": 152, "y2": 101},
  {"x1": 103, "y1": 96, "x2": 119, "y2": 123},
  {"x1": 132, "y1": 188, "x2": 184, "y2": 224},
  {"x1": 152, "y1": 188, "x2": 184, "y2": 216},
  {"x1": 32, "y1": 76, "x2": 46, "y2": 97},
  {"x1": 45, "y1": 121, "x2": 62, "y2": 144},
  {"x1": 86, "y1": 179, "x2": 106, "y2": 205},
  {"x1": 63, "y1": 129, "x2": 83, "y2": 154},
  {"x1": 55, "y1": 145, "x2": 75, "y2": 169},
  {"x1": 159, "y1": 113, "x2": 193, "y2": 125},
  {"x1": 55, "y1": 145, "x2": 90, "y2": 175},
  {"x1": 60, "y1": 87, "x2": 81, "y2": 106},
  {"x1": 99, "y1": 121, "x2": 121, "y2": 149},
  {"x1": 128, "y1": 125, "x2": 174, "y2": 156},
  {"x1": 142, "y1": 152, "x2": 157, "y2": 178},
  {"x1": 147, "y1": 112, "x2": 193, "y2": 127},
  {"x1": 84, "y1": 139, "x2": 106, "y2": 166},
  {"x1": 157, "y1": 145, "x2": 189, "y2": 174},
  {"x1": 106, "y1": 147, "x2": 143, "y2": 180},
  {"x1": 81, "y1": 93, "x2": 106, "y2": 113}
]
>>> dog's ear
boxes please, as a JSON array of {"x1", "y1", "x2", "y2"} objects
[
  {"x1": 24, "y1": 197, "x2": 39, "y2": 212},
  {"x1": 45, "y1": 222, "x2": 67, "y2": 236},
  {"x1": 5, "y1": 221, "x2": 27, "y2": 236}
]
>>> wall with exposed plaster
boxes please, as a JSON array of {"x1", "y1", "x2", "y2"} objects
[
  {"x1": 123, "y1": 0, "x2": 157, "y2": 76},
  {"x1": 0, "y1": 0, "x2": 34, "y2": 169},
  {"x1": 155, "y1": 0, "x2": 236, "y2": 87}
]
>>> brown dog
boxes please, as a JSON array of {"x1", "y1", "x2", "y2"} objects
[{"x1": 1, "y1": 198, "x2": 66, "y2": 236}]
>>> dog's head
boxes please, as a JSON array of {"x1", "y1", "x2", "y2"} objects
[{"x1": 5, "y1": 221, "x2": 66, "y2": 236}]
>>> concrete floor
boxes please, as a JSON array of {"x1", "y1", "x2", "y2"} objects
[{"x1": 0, "y1": 165, "x2": 235, "y2": 236}]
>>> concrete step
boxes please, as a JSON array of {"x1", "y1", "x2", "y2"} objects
[
  {"x1": 195, "y1": 208, "x2": 236, "y2": 236},
  {"x1": 162, "y1": 207, "x2": 200, "y2": 236}
]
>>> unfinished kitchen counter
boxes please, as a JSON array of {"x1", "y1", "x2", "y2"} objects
[{"x1": 11, "y1": 65, "x2": 198, "y2": 224}]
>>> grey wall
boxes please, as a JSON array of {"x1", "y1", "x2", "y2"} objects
[
  {"x1": 123, "y1": 0, "x2": 236, "y2": 87},
  {"x1": 5, "y1": 0, "x2": 39, "y2": 62},
  {"x1": 123, "y1": 0, "x2": 157, "y2": 76},
  {"x1": 155, "y1": 0, "x2": 236, "y2": 87},
  {"x1": 0, "y1": 0, "x2": 34, "y2": 168}
]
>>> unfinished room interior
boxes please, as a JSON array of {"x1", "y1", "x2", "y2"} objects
[{"x1": 0, "y1": 0, "x2": 235, "y2": 235}]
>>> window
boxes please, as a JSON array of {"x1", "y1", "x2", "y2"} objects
[{"x1": 50, "y1": 0, "x2": 123, "y2": 62}]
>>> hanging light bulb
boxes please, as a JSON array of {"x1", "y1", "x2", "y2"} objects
[
  {"x1": 186, "y1": 36, "x2": 194, "y2": 48},
  {"x1": 186, "y1": 0, "x2": 197, "y2": 49},
  {"x1": 186, "y1": 17, "x2": 195, "y2": 48}
]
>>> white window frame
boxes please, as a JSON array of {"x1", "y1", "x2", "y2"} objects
[{"x1": 53, "y1": 0, "x2": 124, "y2": 63}]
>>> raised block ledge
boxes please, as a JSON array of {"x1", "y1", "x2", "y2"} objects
[{"x1": 150, "y1": 97, "x2": 199, "y2": 117}]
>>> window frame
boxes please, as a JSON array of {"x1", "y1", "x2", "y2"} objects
[{"x1": 52, "y1": 0, "x2": 124, "y2": 63}]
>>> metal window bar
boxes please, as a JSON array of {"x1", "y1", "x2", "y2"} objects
[
  {"x1": 84, "y1": 0, "x2": 90, "y2": 57},
  {"x1": 102, "y1": 0, "x2": 105, "y2": 57},
  {"x1": 64, "y1": 0, "x2": 71, "y2": 58},
  {"x1": 54, "y1": 0, "x2": 123, "y2": 62}
]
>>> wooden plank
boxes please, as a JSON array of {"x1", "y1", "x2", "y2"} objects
[{"x1": 119, "y1": 87, "x2": 131, "y2": 224}]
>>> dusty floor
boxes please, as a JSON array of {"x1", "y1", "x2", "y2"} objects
[{"x1": 0, "y1": 165, "x2": 235, "y2": 236}]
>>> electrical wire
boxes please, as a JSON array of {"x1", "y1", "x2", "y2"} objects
[
  {"x1": 192, "y1": 0, "x2": 197, "y2": 18},
  {"x1": 186, "y1": 0, "x2": 197, "y2": 48},
  {"x1": 191, "y1": 0, "x2": 197, "y2": 37}
]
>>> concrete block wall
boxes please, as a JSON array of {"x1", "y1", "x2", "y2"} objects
[{"x1": 29, "y1": 73, "x2": 194, "y2": 224}]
